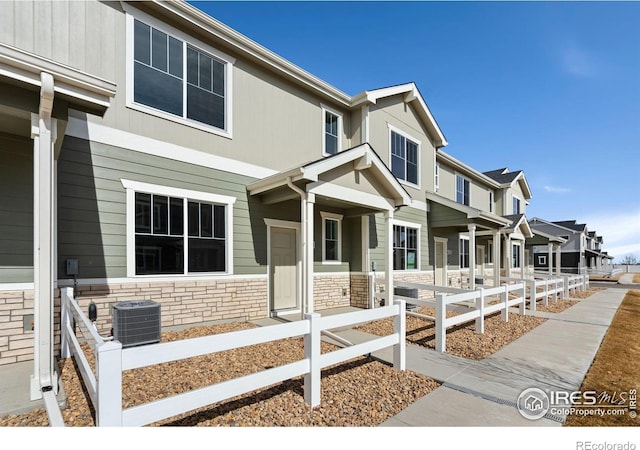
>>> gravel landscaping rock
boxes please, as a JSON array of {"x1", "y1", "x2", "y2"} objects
[
  {"x1": 0, "y1": 322, "x2": 439, "y2": 427},
  {"x1": 356, "y1": 308, "x2": 546, "y2": 360}
]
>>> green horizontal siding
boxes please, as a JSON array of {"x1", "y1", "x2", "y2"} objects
[{"x1": 0, "y1": 138, "x2": 33, "y2": 283}]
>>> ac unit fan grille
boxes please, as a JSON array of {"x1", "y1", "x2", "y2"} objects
[{"x1": 113, "y1": 300, "x2": 161, "y2": 348}]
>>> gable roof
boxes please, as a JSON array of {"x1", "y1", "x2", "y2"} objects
[
  {"x1": 352, "y1": 83, "x2": 447, "y2": 148},
  {"x1": 483, "y1": 167, "x2": 532, "y2": 199},
  {"x1": 529, "y1": 217, "x2": 585, "y2": 235},
  {"x1": 247, "y1": 143, "x2": 412, "y2": 209},
  {"x1": 552, "y1": 220, "x2": 587, "y2": 232},
  {"x1": 502, "y1": 214, "x2": 533, "y2": 238}
]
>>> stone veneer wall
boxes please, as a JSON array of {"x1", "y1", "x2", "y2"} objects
[
  {"x1": 0, "y1": 289, "x2": 61, "y2": 366},
  {"x1": 312, "y1": 273, "x2": 352, "y2": 311}
]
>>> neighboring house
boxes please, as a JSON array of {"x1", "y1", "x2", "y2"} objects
[
  {"x1": 427, "y1": 155, "x2": 534, "y2": 289},
  {"x1": 0, "y1": 0, "x2": 453, "y2": 396},
  {"x1": 528, "y1": 219, "x2": 613, "y2": 274}
]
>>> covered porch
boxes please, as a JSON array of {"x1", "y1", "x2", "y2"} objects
[
  {"x1": 527, "y1": 229, "x2": 567, "y2": 276},
  {"x1": 248, "y1": 143, "x2": 411, "y2": 317},
  {"x1": 426, "y1": 192, "x2": 512, "y2": 289},
  {"x1": 0, "y1": 43, "x2": 115, "y2": 407}
]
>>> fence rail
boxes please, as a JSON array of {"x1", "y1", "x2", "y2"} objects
[{"x1": 60, "y1": 288, "x2": 406, "y2": 427}]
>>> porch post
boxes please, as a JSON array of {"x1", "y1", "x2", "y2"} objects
[
  {"x1": 493, "y1": 230, "x2": 501, "y2": 286},
  {"x1": 547, "y1": 242, "x2": 553, "y2": 275},
  {"x1": 305, "y1": 194, "x2": 315, "y2": 314},
  {"x1": 384, "y1": 210, "x2": 394, "y2": 306},
  {"x1": 468, "y1": 224, "x2": 476, "y2": 289},
  {"x1": 519, "y1": 240, "x2": 525, "y2": 278},
  {"x1": 504, "y1": 234, "x2": 512, "y2": 279},
  {"x1": 556, "y1": 244, "x2": 562, "y2": 275},
  {"x1": 30, "y1": 72, "x2": 58, "y2": 400}
]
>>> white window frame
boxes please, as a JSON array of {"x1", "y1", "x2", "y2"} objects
[
  {"x1": 512, "y1": 195, "x2": 522, "y2": 215},
  {"x1": 487, "y1": 241, "x2": 493, "y2": 264},
  {"x1": 121, "y1": 179, "x2": 236, "y2": 278},
  {"x1": 388, "y1": 124, "x2": 421, "y2": 189},
  {"x1": 320, "y1": 211, "x2": 343, "y2": 263},
  {"x1": 488, "y1": 190, "x2": 494, "y2": 213},
  {"x1": 321, "y1": 105, "x2": 342, "y2": 157},
  {"x1": 459, "y1": 235, "x2": 470, "y2": 269},
  {"x1": 434, "y1": 162, "x2": 440, "y2": 192},
  {"x1": 512, "y1": 242, "x2": 522, "y2": 268},
  {"x1": 455, "y1": 173, "x2": 471, "y2": 206},
  {"x1": 125, "y1": 7, "x2": 235, "y2": 138},
  {"x1": 392, "y1": 219, "x2": 421, "y2": 271},
  {"x1": 538, "y1": 255, "x2": 547, "y2": 266}
]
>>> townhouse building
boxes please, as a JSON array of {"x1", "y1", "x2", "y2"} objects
[{"x1": 1, "y1": 0, "x2": 605, "y2": 403}]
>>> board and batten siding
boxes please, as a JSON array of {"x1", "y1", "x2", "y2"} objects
[
  {"x1": 0, "y1": 137, "x2": 33, "y2": 283},
  {"x1": 57, "y1": 135, "x2": 287, "y2": 280}
]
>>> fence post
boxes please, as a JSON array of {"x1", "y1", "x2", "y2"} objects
[
  {"x1": 304, "y1": 312, "x2": 321, "y2": 407},
  {"x1": 435, "y1": 293, "x2": 446, "y2": 353},
  {"x1": 502, "y1": 284, "x2": 509, "y2": 322},
  {"x1": 60, "y1": 287, "x2": 72, "y2": 359},
  {"x1": 582, "y1": 274, "x2": 588, "y2": 291},
  {"x1": 528, "y1": 280, "x2": 536, "y2": 312},
  {"x1": 519, "y1": 283, "x2": 526, "y2": 316},
  {"x1": 553, "y1": 279, "x2": 558, "y2": 303},
  {"x1": 543, "y1": 279, "x2": 549, "y2": 306},
  {"x1": 393, "y1": 299, "x2": 406, "y2": 371},
  {"x1": 96, "y1": 340, "x2": 123, "y2": 426},
  {"x1": 475, "y1": 288, "x2": 484, "y2": 334}
]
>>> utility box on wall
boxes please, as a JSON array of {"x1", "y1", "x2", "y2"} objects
[{"x1": 112, "y1": 300, "x2": 161, "y2": 348}]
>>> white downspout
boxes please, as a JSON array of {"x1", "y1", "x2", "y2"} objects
[
  {"x1": 31, "y1": 72, "x2": 58, "y2": 400},
  {"x1": 286, "y1": 177, "x2": 309, "y2": 316}
]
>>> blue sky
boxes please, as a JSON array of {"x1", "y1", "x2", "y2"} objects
[{"x1": 191, "y1": 1, "x2": 640, "y2": 260}]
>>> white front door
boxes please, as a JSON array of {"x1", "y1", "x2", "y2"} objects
[{"x1": 270, "y1": 227, "x2": 298, "y2": 313}]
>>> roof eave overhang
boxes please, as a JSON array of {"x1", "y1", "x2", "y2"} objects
[
  {"x1": 150, "y1": 0, "x2": 352, "y2": 108},
  {"x1": 352, "y1": 83, "x2": 447, "y2": 148},
  {"x1": 436, "y1": 150, "x2": 502, "y2": 189},
  {"x1": 247, "y1": 144, "x2": 411, "y2": 208},
  {"x1": 426, "y1": 192, "x2": 511, "y2": 228},
  {"x1": 0, "y1": 43, "x2": 116, "y2": 111}
]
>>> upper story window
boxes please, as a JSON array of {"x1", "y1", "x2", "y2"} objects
[
  {"x1": 127, "y1": 11, "x2": 234, "y2": 137},
  {"x1": 456, "y1": 174, "x2": 470, "y2": 206},
  {"x1": 389, "y1": 127, "x2": 420, "y2": 186},
  {"x1": 434, "y1": 163, "x2": 440, "y2": 191},
  {"x1": 488, "y1": 191, "x2": 494, "y2": 213},
  {"x1": 321, "y1": 212, "x2": 343, "y2": 263},
  {"x1": 512, "y1": 195, "x2": 521, "y2": 215},
  {"x1": 393, "y1": 222, "x2": 420, "y2": 270},
  {"x1": 322, "y1": 107, "x2": 342, "y2": 156}
]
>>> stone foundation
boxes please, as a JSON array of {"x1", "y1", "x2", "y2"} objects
[{"x1": 312, "y1": 273, "x2": 352, "y2": 311}]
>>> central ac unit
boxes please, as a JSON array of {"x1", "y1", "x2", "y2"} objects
[{"x1": 112, "y1": 300, "x2": 161, "y2": 348}]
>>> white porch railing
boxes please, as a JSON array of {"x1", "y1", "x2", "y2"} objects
[{"x1": 60, "y1": 287, "x2": 406, "y2": 427}]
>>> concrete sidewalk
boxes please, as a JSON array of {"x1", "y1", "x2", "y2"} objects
[{"x1": 336, "y1": 287, "x2": 628, "y2": 426}]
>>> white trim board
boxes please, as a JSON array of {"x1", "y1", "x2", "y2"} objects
[{"x1": 65, "y1": 115, "x2": 278, "y2": 180}]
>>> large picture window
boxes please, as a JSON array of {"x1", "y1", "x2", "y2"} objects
[
  {"x1": 393, "y1": 224, "x2": 419, "y2": 270},
  {"x1": 130, "y1": 16, "x2": 232, "y2": 134},
  {"x1": 390, "y1": 130, "x2": 419, "y2": 186},
  {"x1": 124, "y1": 180, "x2": 235, "y2": 277}
]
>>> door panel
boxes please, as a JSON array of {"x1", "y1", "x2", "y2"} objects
[{"x1": 271, "y1": 227, "x2": 298, "y2": 311}]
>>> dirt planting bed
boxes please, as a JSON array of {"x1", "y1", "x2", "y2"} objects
[
  {"x1": 356, "y1": 307, "x2": 546, "y2": 360},
  {"x1": 0, "y1": 322, "x2": 439, "y2": 427}
]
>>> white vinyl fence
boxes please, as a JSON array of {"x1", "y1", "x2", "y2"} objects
[
  {"x1": 60, "y1": 287, "x2": 406, "y2": 427},
  {"x1": 385, "y1": 281, "x2": 526, "y2": 353}
]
